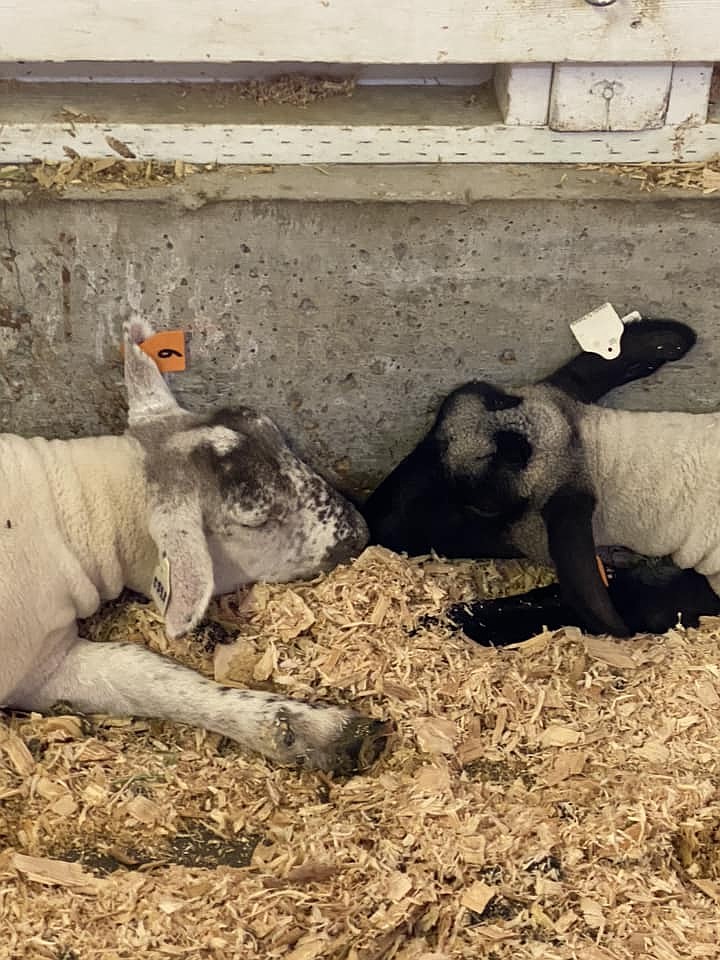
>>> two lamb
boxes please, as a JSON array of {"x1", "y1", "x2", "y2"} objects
[{"x1": 4, "y1": 313, "x2": 715, "y2": 773}]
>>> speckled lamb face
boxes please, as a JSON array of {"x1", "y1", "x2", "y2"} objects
[
  {"x1": 434, "y1": 380, "x2": 582, "y2": 515},
  {"x1": 150, "y1": 406, "x2": 368, "y2": 590},
  {"x1": 123, "y1": 319, "x2": 367, "y2": 638}
]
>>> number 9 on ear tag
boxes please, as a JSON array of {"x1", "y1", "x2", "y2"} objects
[{"x1": 139, "y1": 330, "x2": 186, "y2": 373}]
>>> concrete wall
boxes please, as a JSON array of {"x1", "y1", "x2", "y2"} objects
[{"x1": 1, "y1": 166, "x2": 719, "y2": 496}]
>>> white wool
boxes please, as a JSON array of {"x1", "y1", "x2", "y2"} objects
[
  {"x1": 581, "y1": 406, "x2": 720, "y2": 593},
  {"x1": 0, "y1": 433, "x2": 155, "y2": 706}
]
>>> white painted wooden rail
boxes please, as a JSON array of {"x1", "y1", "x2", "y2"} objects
[
  {"x1": 0, "y1": 0, "x2": 717, "y2": 167},
  {"x1": 0, "y1": 0, "x2": 717, "y2": 64}
]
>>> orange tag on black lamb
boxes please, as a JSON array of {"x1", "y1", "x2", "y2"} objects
[{"x1": 596, "y1": 555, "x2": 609, "y2": 588}]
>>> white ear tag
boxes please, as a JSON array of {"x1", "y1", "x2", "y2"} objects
[
  {"x1": 570, "y1": 303, "x2": 623, "y2": 359},
  {"x1": 151, "y1": 554, "x2": 171, "y2": 616},
  {"x1": 569, "y1": 303, "x2": 641, "y2": 360}
]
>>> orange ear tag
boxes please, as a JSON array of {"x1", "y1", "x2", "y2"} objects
[
  {"x1": 138, "y1": 330, "x2": 186, "y2": 373},
  {"x1": 596, "y1": 554, "x2": 609, "y2": 588}
]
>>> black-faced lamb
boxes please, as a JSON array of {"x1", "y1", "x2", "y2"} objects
[
  {"x1": 0, "y1": 320, "x2": 389, "y2": 774},
  {"x1": 363, "y1": 318, "x2": 720, "y2": 643}
]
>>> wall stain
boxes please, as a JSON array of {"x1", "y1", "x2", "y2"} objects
[
  {"x1": 1, "y1": 201, "x2": 27, "y2": 308},
  {"x1": 61, "y1": 265, "x2": 72, "y2": 339},
  {"x1": 0, "y1": 298, "x2": 31, "y2": 331}
]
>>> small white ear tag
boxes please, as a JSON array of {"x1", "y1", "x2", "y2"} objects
[
  {"x1": 570, "y1": 303, "x2": 624, "y2": 359},
  {"x1": 151, "y1": 555, "x2": 171, "y2": 616},
  {"x1": 570, "y1": 303, "x2": 642, "y2": 360}
]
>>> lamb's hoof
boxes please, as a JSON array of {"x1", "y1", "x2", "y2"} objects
[
  {"x1": 47, "y1": 699, "x2": 79, "y2": 716},
  {"x1": 327, "y1": 716, "x2": 394, "y2": 776},
  {"x1": 271, "y1": 705, "x2": 394, "y2": 775},
  {"x1": 190, "y1": 620, "x2": 234, "y2": 653},
  {"x1": 626, "y1": 318, "x2": 697, "y2": 363}
]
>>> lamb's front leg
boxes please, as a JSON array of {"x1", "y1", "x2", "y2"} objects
[{"x1": 21, "y1": 638, "x2": 390, "y2": 774}]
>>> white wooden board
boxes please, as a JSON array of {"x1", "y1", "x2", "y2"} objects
[
  {"x1": 494, "y1": 65, "x2": 552, "y2": 127},
  {"x1": 550, "y1": 64, "x2": 673, "y2": 132},
  {"x1": 665, "y1": 63, "x2": 714, "y2": 125},
  {"x1": 2, "y1": 119, "x2": 719, "y2": 166},
  {"x1": 0, "y1": 61, "x2": 496, "y2": 87},
  {"x1": 0, "y1": 0, "x2": 718, "y2": 64}
]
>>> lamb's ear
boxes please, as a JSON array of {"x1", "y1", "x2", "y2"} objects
[
  {"x1": 541, "y1": 484, "x2": 630, "y2": 637},
  {"x1": 543, "y1": 319, "x2": 696, "y2": 403},
  {"x1": 148, "y1": 497, "x2": 214, "y2": 639},
  {"x1": 123, "y1": 319, "x2": 181, "y2": 426}
]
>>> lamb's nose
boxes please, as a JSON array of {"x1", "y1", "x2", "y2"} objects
[{"x1": 323, "y1": 510, "x2": 369, "y2": 568}]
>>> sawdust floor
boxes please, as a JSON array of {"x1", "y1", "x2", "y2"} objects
[{"x1": 1, "y1": 547, "x2": 719, "y2": 960}]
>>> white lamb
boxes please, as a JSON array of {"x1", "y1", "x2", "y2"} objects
[{"x1": 0, "y1": 319, "x2": 389, "y2": 773}]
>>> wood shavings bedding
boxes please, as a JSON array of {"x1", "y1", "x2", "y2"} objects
[
  {"x1": 0, "y1": 158, "x2": 276, "y2": 195},
  {"x1": 209, "y1": 74, "x2": 356, "y2": 108},
  {"x1": 1, "y1": 546, "x2": 719, "y2": 959},
  {"x1": 3, "y1": 154, "x2": 720, "y2": 198},
  {"x1": 580, "y1": 159, "x2": 720, "y2": 194}
]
